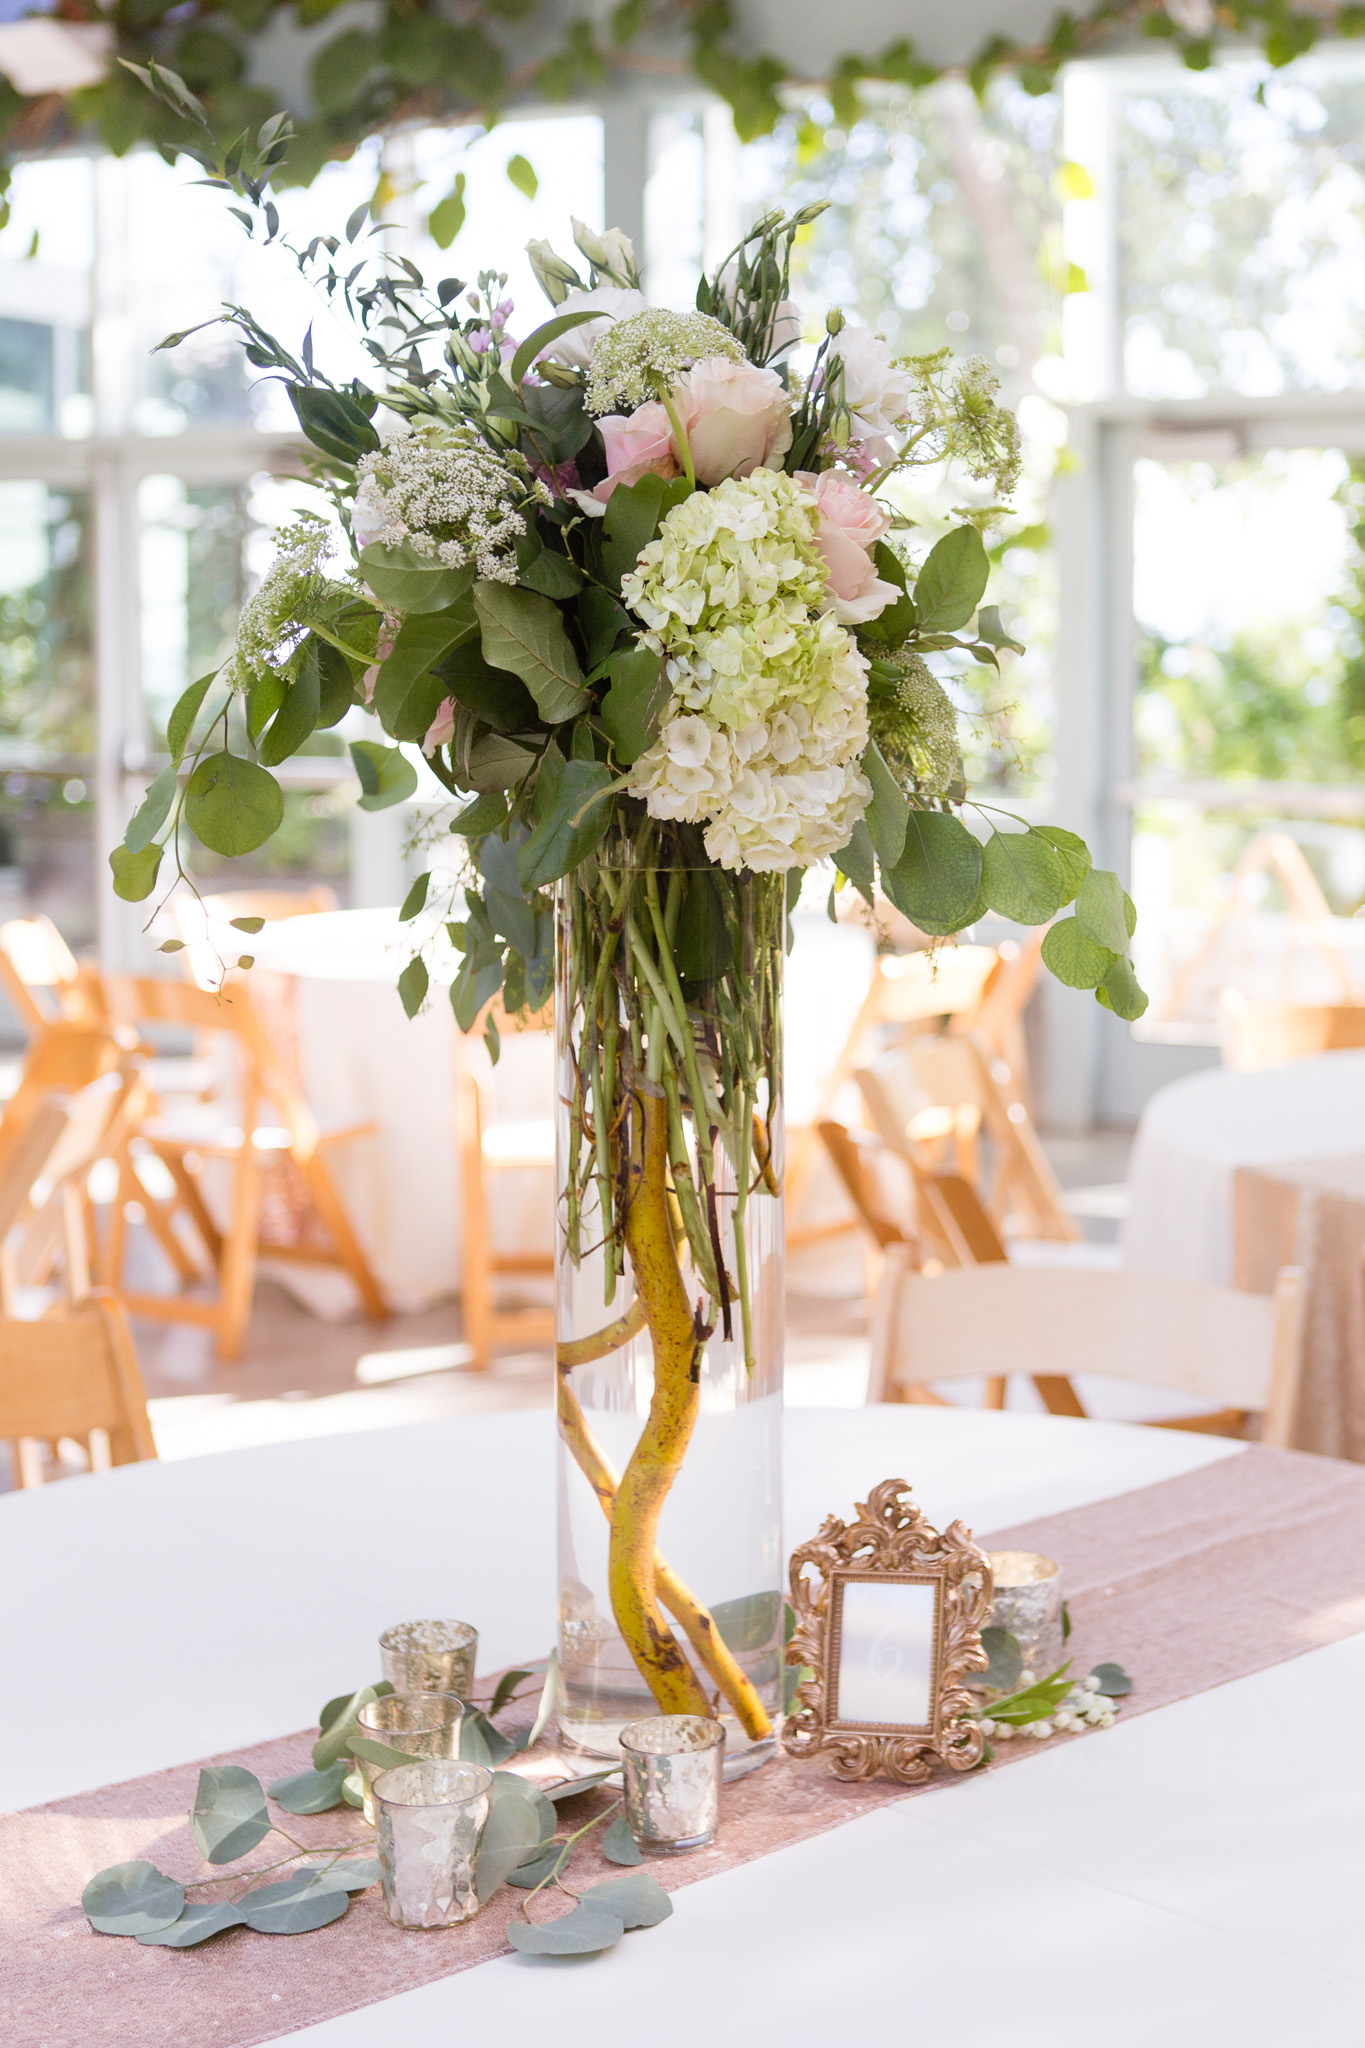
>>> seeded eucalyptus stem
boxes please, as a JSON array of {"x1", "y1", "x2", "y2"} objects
[{"x1": 554, "y1": 826, "x2": 782, "y2": 1736}]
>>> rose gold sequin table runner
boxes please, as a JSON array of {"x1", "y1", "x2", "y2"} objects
[{"x1": 6, "y1": 1444, "x2": 1365, "y2": 2048}]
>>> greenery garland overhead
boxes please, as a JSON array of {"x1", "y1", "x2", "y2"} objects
[{"x1": 1, "y1": 0, "x2": 1358, "y2": 210}]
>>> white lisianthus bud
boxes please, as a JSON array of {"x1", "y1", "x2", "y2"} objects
[
  {"x1": 526, "y1": 237, "x2": 583, "y2": 307},
  {"x1": 572, "y1": 217, "x2": 637, "y2": 285},
  {"x1": 663, "y1": 715, "x2": 713, "y2": 769}
]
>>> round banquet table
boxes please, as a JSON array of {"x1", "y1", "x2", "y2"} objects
[
  {"x1": 1123, "y1": 1048, "x2": 1365, "y2": 1284},
  {"x1": 7, "y1": 1406, "x2": 1365, "y2": 2044}
]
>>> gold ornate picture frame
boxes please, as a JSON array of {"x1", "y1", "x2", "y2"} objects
[{"x1": 781, "y1": 1478, "x2": 992, "y2": 1784}]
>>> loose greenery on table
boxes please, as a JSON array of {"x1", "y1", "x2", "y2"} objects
[
  {"x1": 972, "y1": 1623, "x2": 1133, "y2": 1758},
  {"x1": 2, "y1": 0, "x2": 1356, "y2": 233},
  {"x1": 81, "y1": 1660, "x2": 670, "y2": 1961}
]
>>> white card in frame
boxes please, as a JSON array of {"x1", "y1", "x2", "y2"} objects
[{"x1": 782, "y1": 1478, "x2": 992, "y2": 1784}]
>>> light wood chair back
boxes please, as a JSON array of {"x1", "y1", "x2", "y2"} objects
[
  {"x1": 869, "y1": 1249, "x2": 1305, "y2": 1445},
  {"x1": 0, "y1": 1063, "x2": 153, "y2": 1313},
  {"x1": 0, "y1": 1290, "x2": 157, "y2": 1488},
  {"x1": 200, "y1": 887, "x2": 340, "y2": 923},
  {"x1": 1220, "y1": 993, "x2": 1365, "y2": 1070},
  {"x1": 456, "y1": 995, "x2": 554, "y2": 1370},
  {"x1": 100, "y1": 974, "x2": 385, "y2": 1360},
  {"x1": 856, "y1": 1032, "x2": 1080, "y2": 1243},
  {"x1": 0, "y1": 916, "x2": 102, "y2": 1034}
]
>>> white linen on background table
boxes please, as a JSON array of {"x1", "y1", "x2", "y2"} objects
[
  {"x1": 11, "y1": 1406, "x2": 1364, "y2": 2045},
  {"x1": 1123, "y1": 1048, "x2": 1365, "y2": 1283}
]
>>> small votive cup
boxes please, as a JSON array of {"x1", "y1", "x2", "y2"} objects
[
  {"x1": 986, "y1": 1551, "x2": 1064, "y2": 1688},
  {"x1": 379, "y1": 1618, "x2": 478, "y2": 1698},
  {"x1": 356, "y1": 1691, "x2": 465, "y2": 1825},
  {"x1": 619, "y1": 1715, "x2": 724, "y2": 1854},
  {"x1": 373, "y1": 1758, "x2": 492, "y2": 1929}
]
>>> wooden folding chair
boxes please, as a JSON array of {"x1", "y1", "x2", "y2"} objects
[
  {"x1": 1220, "y1": 993, "x2": 1365, "y2": 1070},
  {"x1": 102, "y1": 975, "x2": 387, "y2": 1360},
  {"x1": 869, "y1": 1245, "x2": 1305, "y2": 1446},
  {"x1": 0, "y1": 1064, "x2": 155, "y2": 1313},
  {"x1": 456, "y1": 998, "x2": 555, "y2": 1370},
  {"x1": 0, "y1": 916, "x2": 104, "y2": 1036},
  {"x1": 855, "y1": 1031, "x2": 1081, "y2": 1245},
  {"x1": 0, "y1": 1290, "x2": 157, "y2": 1489}
]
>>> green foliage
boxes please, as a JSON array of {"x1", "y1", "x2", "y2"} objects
[
  {"x1": 184, "y1": 753, "x2": 284, "y2": 856},
  {"x1": 602, "y1": 1813, "x2": 644, "y2": 1865},
  {"x1": 473, "y1": 582, "x2": 588, "y2": 723},
  {"x1": 883, "y1": 808, "x2": 984, "y2": 934},
  {"x1": 599, "y1": 646, "x2": 669, "y2": 764},
  {"x1": 82, "y1": 1862, "x2": 185, "y2": 1937},
  {"x1": 268, "y1": 1763, "x2": 350, "y2": 1814},
  {"x1": 350, "y1": 740, "x2": 418, "y2": 812},
  {"x1": 518, "y1": 755, "x2": 613, "y2": 889},
  {"x1": 912, "y1": 526, "x2": 990, "y2": 634},
  {"x1": 191, "y1": 1765, "x2": 272, "y2": 1864}
]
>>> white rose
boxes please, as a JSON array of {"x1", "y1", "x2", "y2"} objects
[
  {"x1": 538, "y1": 285, "x2": 650, "y2": 370},
  {"x1": 829, "y1": 326, "x2": 914, "y2": 453}
]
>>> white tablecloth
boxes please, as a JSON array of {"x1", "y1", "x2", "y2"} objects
[
  {"x1": 11, "y1": 1409, "x2": 1363, "y2": 2042},
  {"x1": 1123, "y1": 1049, "x2": 1365, "y2": 1283}
]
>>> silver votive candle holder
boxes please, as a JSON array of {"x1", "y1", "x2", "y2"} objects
[
  {"x1": 373, "y1": 1758, "x2": 492, "y2": 1929},
  {"x1": 986, "y1": 1551, "x2": 1064, "y2": 1688},
  {"x1": 620, "y1": 1714, "x2": 724, "y2": 1854},
  {"x1": 379, "y1": 1618, "x2": 478, "y2": 1697},
  {"x1": 355, "y1": 1691, "x2": 465, "y2": 1825}
]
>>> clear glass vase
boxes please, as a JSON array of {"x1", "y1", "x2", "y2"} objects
[{"x1": 554, "y1": 841, "x2": 785, "y2": 1773}]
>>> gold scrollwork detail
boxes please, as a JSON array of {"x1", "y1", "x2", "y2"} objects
[{"x1": 781, "y1": 1477, "x2": 992, "y2": 1785}]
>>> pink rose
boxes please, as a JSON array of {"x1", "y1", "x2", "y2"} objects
[
  {"x1": 797, "y1": 468, "x2": 900, "y2": 625},
  {"x1": 673, "y1": 357, "x2": 792, "y2": 485},
  {"x1": 423, "y1": 698, "x2": 455, "y2": 753},
  {"x1": 590, "y1": 401, "x2": 681, "y2": 506}
]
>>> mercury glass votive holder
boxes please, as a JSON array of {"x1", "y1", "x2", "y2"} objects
[
  {"x1": 373, "y1": 1759, "x2": 492, "y2": 1929},
  {"x1": 619, "y1": 1715, "x2": 725, "y2": 1854},
  {"x1": 986, "y1": 1551, "x2": 1064, "y2": 1690},
  {"x1": 356, "y1": 1691, "x2": 465, "y2": 1825},
  {"x1": 379, "y1": 1618, "x2": 478, "y2": 1698}
]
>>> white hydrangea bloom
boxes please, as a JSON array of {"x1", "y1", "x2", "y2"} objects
[
  {"x1": 351, "y1": 418, "x2": 537, "y2": 585},
  {"x1": 624, "y1": 470, "x2": 871, "y2": 873}
]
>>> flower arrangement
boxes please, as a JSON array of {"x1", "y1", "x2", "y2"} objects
[{"x1": 109, "y1": 82, "x2": 1147, "y2": 1756}]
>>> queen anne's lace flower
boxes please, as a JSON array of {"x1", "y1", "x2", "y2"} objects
[
  {"x1": 585, "y1": 309, "x2": 745, "y2": 417},
  {"x1": 230, "y1": 515, "x2": 337, "y2": 690},
  {"x1": 868, "y1": 652, "x2": 960, "y2": 799},
  {"x1": 624, "y1": 470, "x2": 871, "y2": 872},
  {"x1": 351, "y1": 420, "x2": 536, "y2": 583}
]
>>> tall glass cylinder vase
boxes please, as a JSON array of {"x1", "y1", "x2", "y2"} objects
[{"x1": 554, "y1": 834, "x2": 785, "y2": 1773}]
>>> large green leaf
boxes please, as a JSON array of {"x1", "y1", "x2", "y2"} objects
[
  {"x1": 109, "y1": 842, "x2": 163, "y2": 903},
  {"x1": 288, "y1": 384, "x2": 379, "y2": 463},
  {"x1": 191, "y1": 1765, "x2": 272, "y2": 1865},
  {"x1": 1040, "y1": 917, "x2": 1116, "y2": 991},
  {"x1": 674, "y1": 868, "x2": 734, "y2": 982},
  {"x1": 267, "y1": 1763, "x2": 349, "y2": 1815},
  {"x1": 602, "y1": 1813, "x2": 644, "y2": 1866},
  {"x1": 258, "y1": 641, "x2": 321, "y2": 767},
  {"x1": 518, "y1": 755, "x2": 613, "y2": 890},
  {"x1": 1031, "y1": 823, "x2": 1092, "y2": 905},
  {"x1": 166, "y1": 671, "x2": 216, "y2": 763},
  {"x1": 349, "y1": 741, "x2": 418, "y2": 813},
  {"x1": 184, "y1": 754, "x2": 284, "y2": 857},
  {"x1": 83, "y1": 1861, "x2": 185, "y2": 1937},
  {"x1": 883, "y1": 809, "x2": 984, "y2": 936},
  {"x1": 518, "y1": 382, "x2": 594, "y2": 465},
  {"x1": 516, "y1": 533, "x2": 585, "y2": 598},
  {"x1": 373, "y1": 611, "x2": 474, "y2": 732},
  {"x1": 600, "y1": 473, "x2": 691, "y2": 591},
  {"x1": 912, "y1": 525, "x2": 990, "y2": 632},
  {"x1": 241, "y1": 1873, "x2": 351, "y2": 1935},
  {"x1": 398, "y1": 957, "x2": 429, "y2": 1018},
  {"x1": 1096, "y1": 954, "x2": 1149, "y2": 1022},
  {"x1": 833, "y1": 818, "x2": 876, "y2": 907},
  {"x1": 509, "y1": 308, "x2": 599, "y2": 386},
  {"x1": 439, "y1": 636, "x2": 537, "y2": 732},
  {"x1": 1076, "y1": 868, "x2": 1135, "y2": 954},
  {"x1": 136, "y1": 1900, "x2": 245, "y2": 1947},
  {"x1": 578, "y1": 1873, "x2": 672, "y2": 1928},
  {"x1": 980, "y1": 828, "x2": 1067, "y2": 925},
  {"x1": 464, "y1": 734, "x2": 537, "y2": 793},
  {"x1": 862, "y1": 742, "x2": 909, "y2": 870},
  {"x1": 124, "y1": 765, "x2": 177, "y2": 854},
  {"x1": 600, "y1": 646, "x2": 670, "y2": 764},
  {"x1": 360, "y1": 543, "x2": 475, "y2": 615},
  {"x1": 312, "y1": 1683, "x2": 379, "y2": 1768},
  {"x1": 578, "y1": 586, "x2": 633, "y2": 669},
  {"x1": 473, "y1": 582, "x2": 588, "y2": 724},
  {"x1": 505, "y1": 1904, "x2": 624, "y2": 1955}
]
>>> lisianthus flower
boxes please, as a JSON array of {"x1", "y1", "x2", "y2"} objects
[
  {"x1": 795, "y1": 468, "x2": 900, "y2": 625},
  {"x1": 538, "y1": 285, "x2": 649, "y2": 370},
  {"x1": 828, "y1": 326, "x2": 914, "y2": 462}
]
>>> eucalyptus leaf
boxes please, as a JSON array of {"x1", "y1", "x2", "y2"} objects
[
  {"x1": 1097, "y1": 954, "x2": 1149, "y2": 1022},
  {"x1": 579, "y1": 1872, "x2": 672, "y2": 1928},
  {"x1": 601, "y1": 1813, "x2": 643, "y2": 1866},
  {"x1": 258, "y1": 640, "x2": 322, "y2": 767},
  {"x1": 1041, "y1": 917, "x2": 1116, "y2": 992},
  {"x1": 268, "y1": 1763, "x2": 349, "y2": 1815},
  {"x1": 544, "y1": 1766, "x2": 620, "y2": 1803},
  {"x1": 350, "y1": 740, "x2": 418, "y2": 812},
  {"x1": 191, "y1": 1765, "x2": 272, "y2": 1865},
  {"x1": 323, "y1": 1856, "x2": 381, "y2": 1891},
  {"x1": 399, "y1": 871, "x2": 430, "y2": 921},
  {"x1": 184, "y1": 753, "x2": 283, "y2": 858},
  {"x1": 488, "y1": 1667, "x2": 534, "y2": 1718},
  {"x1": 82, "y1": 1861, "x2": 186, "y2": 1937},
  {"x1": 507, "y1": 1842, "x2": 569, "y2": 1888},
  {"x1": 883, "y1": 809, "x2": 983, "y2": 936},
  {"x1": 504, "y1": 1904, "x2": 625, "y2": 1956},
  {"x1": 600, "y1": 645, "x2": 670, "y2": 764},
  {"x1": 1031, "y1": 823, "x2": 1092, "y2": 905},
  {"x1": 979, "y1": 1624, "x2": 1023, "y2": 1695},
  {"x1": 465, "y1": 734, "x2": 537, "y2": 793},
  {"x1": 912, "y1": 525, "x2": 990, "y2": 633},
  {"x1": 136, "y1": 1899, "x2": 246, "y2": 1947},
  {"x1": 360, "y1": 542, "x2": 475, "y2": 615},
  {"x1": 980, "y1": 828, "x2": 1067, "y2": 926},
  {"x1": 1091, "y1": 1662, "x2": 1133, "y2": 1697},
  {"x1": 125, "y1": 765, "x2": 177, "y2": 854},
  {"x1": 109, "y1": 841, "x2": 164, "y2": 902},
  {"x1": 862, "y1": 742, "x2": 909, "y2": 870},
  {"x1": 833, "y1": 818, "x2": 876, "y2": 906},
  {"x1": 474, "y1": 581, "x2": 588, "y2": 723},
  {"x1": 1075, "y1": 868, "x2": 1135, "y2": 955},
  {"x1": 398, "y1": 955, "x2": 429, "y2": 1018},
  {"x1": 313, "y1": 1684, "x2": 378, "y2": 1769},
  {"x1": 242, "y1": 1874, "x2": 351, "y2": 1935},
  {"x1": 452, "y1": 791, "x2": 509, "y2": 838},
  {"x1": 350, "y1": 1732, "x2": 418, "y2": 1771},
  {"x1": 518, "y1": 755, "x2": 613, "y2": 891},
  {"x1": 475, "y1": 1779, "x2": 553, "y2": 1902},
  {"x1": 166, "y1": 671, "x2": 216, "y2": 764}
]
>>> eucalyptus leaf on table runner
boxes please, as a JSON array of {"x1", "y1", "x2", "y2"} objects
[{"x1": 102, "y1": 90, "x2": 1146, "y2": 1765}]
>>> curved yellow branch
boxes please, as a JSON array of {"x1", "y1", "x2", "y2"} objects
[{"x1": 556, "y1": 1296, "x2": 648, "y2": 1370}]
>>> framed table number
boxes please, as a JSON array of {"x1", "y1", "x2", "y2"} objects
[{"x1": 782, "y1": 1479, "x2": 992, "y2": 1783}]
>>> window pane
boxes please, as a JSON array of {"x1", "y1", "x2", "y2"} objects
[
  {"x1": 0, "y1": 481, "x2": 96, "y2": 945},
  {"x1": 0, "y1": 157, "x2": 94, "y2": 439}
]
